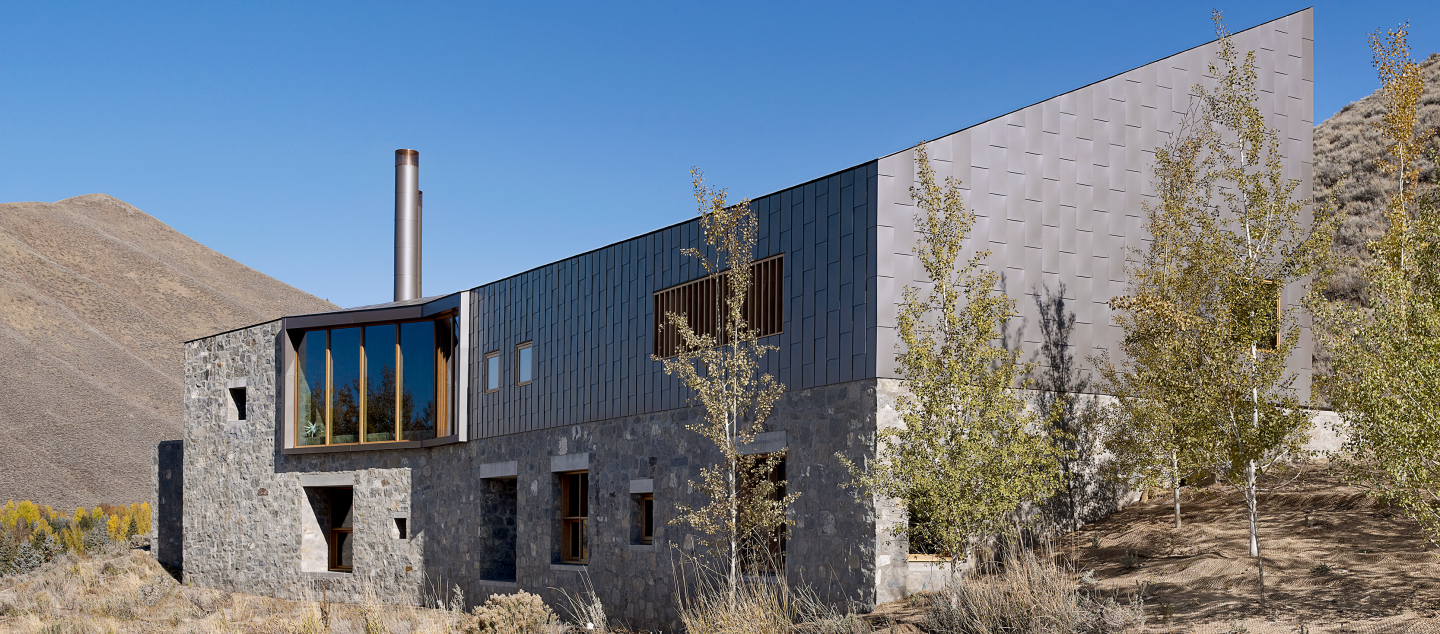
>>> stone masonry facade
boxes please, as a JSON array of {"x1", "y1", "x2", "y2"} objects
[{"x1": 183, "y1": 320, "x2": 906, "y2": 629}]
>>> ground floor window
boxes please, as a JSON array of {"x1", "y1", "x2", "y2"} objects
[
  {"x1": 740, "y1": 455, "x2": 787, "y2": 575},
  {"x1": 560, "y1": 471, "x2": 589, "y2": 564},
  {"x1": 327, "y1": 488, "x2": 354, "y2": 572},
  {"x1": 639, "y1": 493, "x2": 654, "y2": 545}
]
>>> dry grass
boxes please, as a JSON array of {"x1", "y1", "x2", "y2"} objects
[
  {"x1": 0, "y1": 548, "x2": 476, "y2": 634},
  {"x1": 903, "y1": 544, "x2": 1143, "y2": 634},
  {"x1": 674, "y1": 555, "x2": 869, "y2": 634}
]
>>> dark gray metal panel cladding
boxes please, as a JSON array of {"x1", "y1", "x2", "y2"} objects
[{"x1": 470, "y1": 162, "x2": 879, "y2": 438}]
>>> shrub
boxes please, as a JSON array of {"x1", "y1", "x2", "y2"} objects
[
  {"x1": 924, "y1": 545, "x2": 1144, "y2": 634},
  {"x1": 1119, "y1": 551, "x2": 1141, "y2": 569},
  {"x1": 469, "y1": 591, "x2": 558, "y2": 634}
]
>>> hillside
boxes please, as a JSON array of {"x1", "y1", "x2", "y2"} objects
[
  {"x1": 0, "y1": 194, "x2": 336, "y2": 508},
  {"x1": 1314, "y1": 52, "x2": 1440, "y2": 305},
  {"x1": 864, "y1": 460, "x2": 1440, "y2": 633}
]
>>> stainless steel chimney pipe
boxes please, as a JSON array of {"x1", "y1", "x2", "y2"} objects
[{"x1": 394, "y1": 149, "x2": 421, "y2": 301}]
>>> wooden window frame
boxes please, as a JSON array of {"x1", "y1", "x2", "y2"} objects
[
  {"x1": 484, "y1": 351, "x2": 500, "y2": 393},
  {"x1": 293, "y1": 313, "x2": 458, "y2": 448},
  {"x1": 739, "y1": 454, "x2": 786, "y2": 575},
  {"x1": 1234, "y1": 278, "x2": 1282, "y2": 351},
  {"x1": 652, "y1": 254, "x2": 784, "y2": 359},
  {"x1": 327, "y1": 487, "x2": 354, "y2": 573},
  {"x1": 559, "y1": 471, "x2": 589, "y2": 564},
  {"x1": 639, "y1": 493, "x2": 654, "y2": 545},
  {"x1": 516, "y1": 341, "x2": 533, "y2": 387}
]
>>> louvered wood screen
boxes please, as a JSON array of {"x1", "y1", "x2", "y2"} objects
[{"x1": 653, "y1": 255, "x2": 783, "y2": 358}]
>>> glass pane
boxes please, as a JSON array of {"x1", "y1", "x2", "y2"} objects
[
  {"x1": 518, "y1": 345, "x2": 532, "y2": 383},
  {"x1": 487, "y1": 355, "x2": 499, "y2": 391},
  {"x1": 329, "y1": 328, "x2": 361, "y2": 444},
  {"x1": 364, "y1": 325, "x2": 397, "y2": 442},
  {"x1": 335, "y1": 531, "x2": 353, "y2": 568},
  {"x1": 400, "y1": 321, "x2": 436, "y2": 441},
  {"x1": 331, "y1": 489, "x2": 354, "y2": 528},
  {"x1": 297, "y1": 331, "x2": 327, "y2": 445}
]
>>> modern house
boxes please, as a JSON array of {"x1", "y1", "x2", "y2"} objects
[{"x1": 158, "y1": 9, "x2": 1314, "y2": 629}]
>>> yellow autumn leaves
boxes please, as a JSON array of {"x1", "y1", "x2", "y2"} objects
[{"x1": 2, "y1": 500, "x2": 151, "y2": 556}]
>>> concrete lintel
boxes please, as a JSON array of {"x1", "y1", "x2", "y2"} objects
[
  {"x1": 738, "y1": 431, "x2": 786, "y2": 455},
  {"x1": 550, "y1": 453, "x2": 590, "y2": 473},
  {"x1": 299, "y1": 473, "x2": 354, "y2": 488},
  {"x1": 480, "y1": 460, "x2": 518, "y2": 479},
  {"x1": 629, "y1": 478, "x2": 654, "y2": 494},
  {"x1": 224, "y1": 378, "x2": 247, "y2": 389},
  {"x1": 550, "y1": 563, "x2": 588, "y2": 572},
  {"x1": 475, "y1": 579, "x2": 519, "y2": 588}
]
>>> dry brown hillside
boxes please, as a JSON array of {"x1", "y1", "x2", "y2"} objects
[
  {"x1": 0, "y1": 194, "x2": 336, "y2": 509},
  {"x1": 1315, "y1": 52, "x2": 1440, "y2": 305}
]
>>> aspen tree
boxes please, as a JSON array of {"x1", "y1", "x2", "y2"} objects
[
  {"x1": 842, "y1": 144, "x2": 1064, "y2": 570},
  {"x1": 1101, "y1": 14, "x2": 1330, "y2": 607},
  {"x1": 659, "y1": 169, "x2": 795, "y2": 597},
  {"x1": 1311, "y1": 23, "x2": 1440, "y2": 545}
]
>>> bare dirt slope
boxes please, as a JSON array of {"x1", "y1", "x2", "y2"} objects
[
  {"x1": 0, "y1": 194, "x2": 336, "y2": 509},
  {"x1": 869, "y1": 462, "x2": 1440, "y2": 633},
  {"x1": 1314, "y1": 52, "x2": 1440, "y2": 306},
  {"x1": 1063, "y1": 461, "x2": 1440, "y2": 632}
]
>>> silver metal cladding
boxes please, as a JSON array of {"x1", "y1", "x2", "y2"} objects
[{"x1": 395, "y1": 149, "x2": 421, "y2": 301}]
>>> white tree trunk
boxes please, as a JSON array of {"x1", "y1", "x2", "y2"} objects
[
  {"x1": 1172, "y1": 451, "x2": 1182, "y2": 529},
  {"x1": 1245, "y1": 458, "x2": 1267, "y2": 606}
]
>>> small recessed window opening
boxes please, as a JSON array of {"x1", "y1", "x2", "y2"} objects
[
  {"x1": 560, "y1": 471, "x2": 589, "y2": 564},
  {"x1": 516, "y1": 342, "x2": 533, "y2": 386},
  {"x1": 640, "y1": 494, "x2": 654, "y2": 545},
  {"x1": 485, "y1": 351, "x2": 500, "y2": 393},
  {"x1": 327, "y1": 488, "x2": 354, "y2": 572},
  {"x1": 228, "y1": 387, "x2": 248, "y2": 421},
  {"x1": 394, "y1": 517, "x2": 408, "y2": 540}
]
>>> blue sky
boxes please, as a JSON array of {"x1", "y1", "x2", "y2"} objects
[{"x1": 3, "y1": 1, "x2": 1436, "y2": 309}]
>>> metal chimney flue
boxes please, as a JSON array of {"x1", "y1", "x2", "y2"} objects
[{"x1": 394, "y1": 149, "x2": 421, "y2": 302}]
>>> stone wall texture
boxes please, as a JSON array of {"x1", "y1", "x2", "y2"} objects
[{"x1": 183, "y1": 320, "x2": 898, "y2": 629}]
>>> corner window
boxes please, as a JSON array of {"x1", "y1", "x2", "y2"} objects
[
  {"x1": 516, "y1": 342, "x2": 533, "y2": 386},
  {"x1": 294, "y1": 314, "x2": 459, "y2": 446},
  {"x1": 560, "y1": 471, "x2": 589, "y2": 564},
  {"x1": 653, "y1": 254, "x2": 784, "y2": 358},
  {"x1": 485, "y1": 351, "x2": 500, "y2": 393}
]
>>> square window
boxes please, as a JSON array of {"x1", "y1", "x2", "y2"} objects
[
  {"x1": 516, "y1": 342, "x2": 533, "y2": 386},
  {"x1": 485, "y1": 351, "x2": 500, "y2": 393}
]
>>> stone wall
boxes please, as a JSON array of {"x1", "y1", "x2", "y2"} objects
[
  {"x1": 184, "y1": 320, "x2": 894, "y2": 630},
  {"x1": 153, "y1": 439, "x2": 184, "y2": 572}
]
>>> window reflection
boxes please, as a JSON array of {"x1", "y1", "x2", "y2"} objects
[
  {"x1": 518, "y1": 344, "x2": 532, "y2": 384},
  {"x1": 364, "y1": 325, "x2": 397, "y2": 442},
  {"x1": 330, "y1": 328, "x2": 362, "y2": 444},
  {"x1": 293, "y1": 315, "x2": 456, "y2": 448},
  {"x1": 400, "y1": 321, "x2": 436, "y2": 441},
  {"x1": 297, "y1": 331, "x2": 327, "y2": 446}
]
